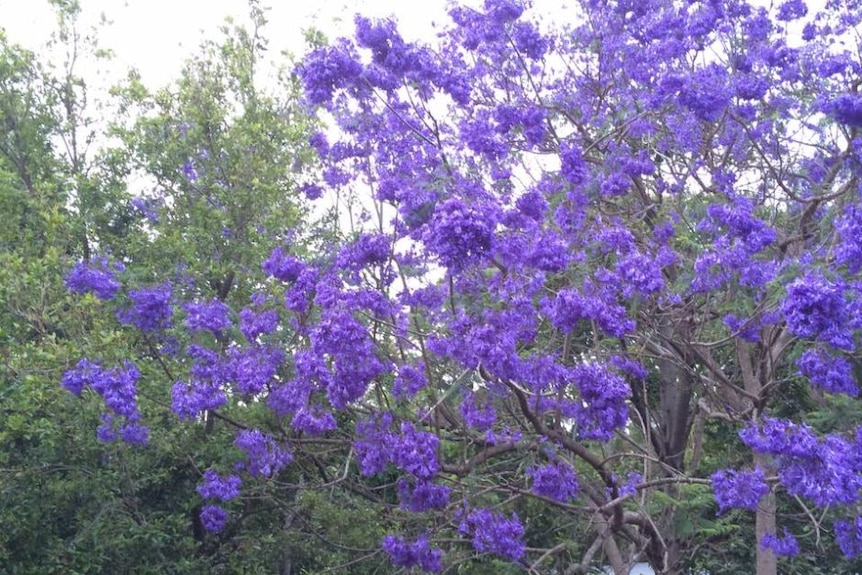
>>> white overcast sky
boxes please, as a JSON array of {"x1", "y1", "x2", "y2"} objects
[
  {"x1": 0, "y1": 0, "x2": 474, "y2": 87},
  {"x1": 0, "y1": 0, "x2": 809, "y2": 90}
]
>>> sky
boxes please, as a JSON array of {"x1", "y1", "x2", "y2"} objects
[{"x1": 0, "y1": 0, "x2": 461, "y2": 87}]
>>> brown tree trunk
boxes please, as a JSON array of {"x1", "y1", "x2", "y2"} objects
[{"x1": 755, "y1": 453, "x2": 777, "y2": 575}]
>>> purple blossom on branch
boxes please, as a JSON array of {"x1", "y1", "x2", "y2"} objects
[
  {"x1": 183, "y1": 299, "x2": 232, "y2": 333},
  {"x1": 234, "y1": 429, "x2": 292, "y2": 477},
  {"x1": 117, "y1": 283, "x2": 173, "y2": 332},
  {"x1": 529, "y1": 461, "x2": 579, "y2": 502},
  {"x1": 458, "y1": 508, "x2": 525, "y2": 561},
  {"x1": 65, "y1": 257, "x2": 122, "y2": 300},
  {"x1": 197, "y1": 469, "x2": 242, "y2": 501},
  {"x1": 835, "y1": 517, "x2": 862, "y2": 558},
  {"x1": 782, "y1": 273, "x2": 852, "y2": 350},
  {"x1": 711, "y1": 468, "x2": 769, "y2": 514},
  {"x1": 199, "y1": 504, "x2": 228, "y2": 533},
  {"x1": 382, "y1": 534, "x2": 443, "y2": 573},
  {"x1": 760, "y1": 529, "x2": 800, "y2": 557}
]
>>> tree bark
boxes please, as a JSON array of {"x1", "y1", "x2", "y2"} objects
[{"x1": 755, "y1": 454, "x2": 777, "y2": 575}]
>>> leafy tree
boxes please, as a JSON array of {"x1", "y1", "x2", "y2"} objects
[
  {"x1": 0, "y1": 2, "x2": 327, "y2": 573},
  {"x1": 54, "y1": 0, "x2": 862, "y2": 574}
]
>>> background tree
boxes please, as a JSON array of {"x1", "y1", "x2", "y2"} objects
[{"x1": 0, "y1": 2, "x2": 336, "y2": 572}]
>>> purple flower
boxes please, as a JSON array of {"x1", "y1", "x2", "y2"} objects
[
  {"x1": 182, "y1": 161, "x2": 199, "y2": 182},
  {"x1": 835, "y1": 205, "x2": 862, "y2": 273},
  {"x1": 119, "y1": 420, "x2": 149, "y2": 446},
  {"x1": 65, "y1": 257, "x2": 122, "y2": 300},
  {"x1": 559, "y1": 142, "x2": 588, "y2": 186},
  {"x1": 711, "y1": 468, "x2": 769, "y2": 514},
  {"x1": 239, "y1": 307, "x2": 278, "y2": 341},
  {"x1": 393, "y1": 422, "x2": 440, "y2": 480},
  {"x1": 459, "y1": 509, "x2": 525, "y2": 561},
  {"x1": 460, "y1": 391, "x2": 496, "y2": 430},
  {"x1": 234, "y1": 429, "x2": 292, "y2": 477},
  {"x1": 63, "y1": 359, "x2": 146, "y2": 445},
  {"x1": 200, "y1": 504, "x2": 228, "y2": 533},
  {"x1": 782, "y1": 273, "x2": 852, "y2": 350},
  {"x1": 354, "y1": 413, "x2": 395, "y2": 476},
  {"x1": 572, "y1": 362, "x2": 630, "y2": 441},
  {"x1": 291, "y1": 406, "x2": 338, "y2": 435},
  {"x1": 229, "y1": 345, "x2": 284, "y2": 395},
  {"x1": 796, "y1": 348, "x2": 859, "y2": 396},
  {"x1": 183, "y1": 299, "x2": 232, "y2": 333},
  {"x1": 530, "y1": 461, "x2": 579, "y2": 502},
  {"x1": 760, "y1": 529, "x2": 800, "y2": 557},
  {"x1": 131, "y1": 196, "x2": 163, "y2": 223},
  {"x1": 776, "y1": 0, "x2": 807, "y2": 21},
  {"x1": 675, "y1": 64, "x2": 732, "y2": 122},
  {"x1": 197, "y1": 469, "x2": 242, "y2": 501},
  {"x1": 397, "y1": 478, "x2": 450, "y2": 512},
  {"x1": 300, "y1": 182, "x2": 324, "y2": 200},
  {"x1": 262, "y1": 247, "x2": 306, "y2": 282},
  {"x1": 297, "y1": 41, "x2": 363, "y2": 106},
  {"x1": 827, "y1": 94, "x2": 862, "y2": 127},
  {"x1": 89, "y1": 361, "x2": 141, "y2": 419},
  {"x1": 336, "y1": 232, "x2": 391, "y2": 271},
  {"x1": 835, "y1": 517, "x2": 862, "y2": 558},
  {"x1": 61, "y1": 358, "x2": 100, "y2": 396},
  {"x1": 618, "y1": 472, "x2": 643, "y2": 498},
  {"x1": 171, "y1": 379, "x2": 227, "y2": 420},
  {"x1": 512, "y1": 21, "x2": 547, "y2": 59},
  {"x1": 392, "y1": 363, "x2": 428, "y2": 399},
  {"x1": 382, "y1": 534, "x2": 443, "y2": 573},
  {"x1": 424, "y1": 198, "x2": 495, "y2": 271},
  {"x1": 117, "y1": 283, "x2": 173, "y2": 332}
]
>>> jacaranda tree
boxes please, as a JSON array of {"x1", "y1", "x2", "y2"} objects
[{"x1": 61, "y1": 0, "x2": 862, "y2": 573}]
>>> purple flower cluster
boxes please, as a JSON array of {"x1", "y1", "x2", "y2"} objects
[
  {"x1": 796, "y1": 348, "x2": 858, "y2": 396},
  {"x1": 782, "y1": 273, "x2": 852, "y2": 350},
  {"x1": 393, "y1": 422, "x2": 440, "y2": 480},
  {"x1": 835, "y1": 204, "x2": 862, "y2": 273},
  {"x1": 229, "y1": 345, "x2": 284, "y2": 395},
  {"x1": 827, "y1": 94, "x2": 862, "y2": 127},
  {"x1": 546, "y1": 286, "x2": 635, "y2": 339},
  {"x1": 61, "y1": 359, "x2": 148, "y2": 445},
  {"x1": 310, "y1": 308, "x2": 385, "y2": 409},
  {"x1": 197, "y1": 469, "x2": 241, "y2": 501},
  {"x1": 117, "y1": 283, "x2": 173, "y2": 332},
  {"x1": 183, "y1": 299, "x2": 232, "y2": 333},
  {"x1": 354, "y1": 413, "x2": 395, "y2": 476},
  {"x1": 460, "y1": 391, "x2": 496, "y2": 431},
  {"x1": 740, "y1": 418, "x2": 862, "y2": 506},
  {"x1": 131, "y1": 195, "x2": 164, "y2": 223},
  {"x1": 529, "y1": 461, "x2": 579, "y2": 502},
  {"x1": 711, "y1": 468, "x2": 769, "y2": 514},
  {"x1": 392, "y1": 363, "x2": 428, "y2": 400},
  {"x1": 571, "y1": 362, "x2": 630, "y2": 441},
  {"x1": 382, "y1": 534, "x2": 443, "y2": 573},
  {"x1": 835, "y1": 517, "x2": 862, "y2": 558},
  {"x1": 170, "y1": 344, "x2": 230, "y2": 419},
  {"x1": 291, "y1": 405, "x2": 337, "y2": 436},
  {"x1": 296, "y1": 40, "x2": 363, "y2": 106},
  {"x1": 239, "y1": 307, "x2": 278, "y2": 341},
  {"x1": 397, "y1": 478, "x2": 450, "y2": 512},
  {"x1": 262, "y1": 247, "x2": 306, "y2": 282},
  {"x1": 234, "y1": 429, "x2": 292, "y2": 477},
  {"x1": 458, "y1": 508, "x2": 525, "y2": 561},
  {"x1": 760, "y1": 529, "x2": 800, "y2": 557},
  {"x1": 65, "y1": 257, "x2": 122, "y2": 300},
  {"x1": 200, "y1": 504, "x2": 228, "y2": 534},
  {"x1": 423, "y1": 198, "x2": 495, "y2": 272}
]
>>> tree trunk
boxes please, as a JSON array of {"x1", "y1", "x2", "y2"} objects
[{"x1": 755, "y1": 453, "x2": 777, "y2": 575}]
